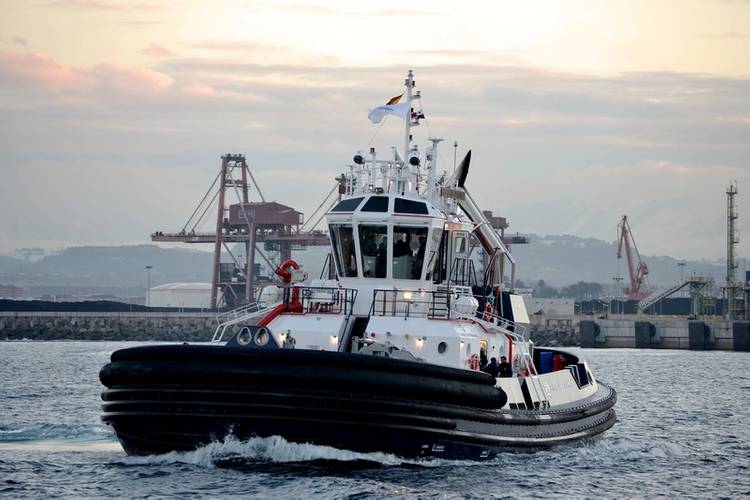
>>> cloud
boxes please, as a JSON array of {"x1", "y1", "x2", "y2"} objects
[
  {"x1": 714, "y1": 115, "x2": 750, "y2": 124},
  {"x1": 140, "y1": 43, "x2": 174, "y2": 58},
  {"x1": 186, "y1": 40, "x2": 339, "y2": 67},
  {"x1": 12, "y1": 36, "x2": 28, "y2": 47},
  {"x1": 0, "y1": 50, "x2": 176, "y2": 99},
  {"x1": 46, "y1": 0, "x2": 121, "y2": 10},
  {"x1": 272, "y1": 3, "x2": 442, "y2": 17},
  {"x1": 699, "y1": 31, "x2": 750, "y2": 39},
  {"x1": 0, "y1": 49, "x2": 748, "y2": 259},
  {"x1": 46, "y1": 0, "x2": 161, "y2": 11},
  {"x1": 119, "y1": 20, "x2": 163, "y2": 26}
]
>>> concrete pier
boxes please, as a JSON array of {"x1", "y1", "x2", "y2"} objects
[
  {"x1": 580, "y1": 317, "x2": 747, "y2": 351},
  {"x1": 2, "y1": 310, "x2": 749, "y2": 350}
]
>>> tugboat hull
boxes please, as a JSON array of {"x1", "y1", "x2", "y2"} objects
[{"x1": 101, "y1": 345, "x2": 616, "y2": 460}]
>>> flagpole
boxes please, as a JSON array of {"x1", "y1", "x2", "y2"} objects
[{"x1": 403, "y1": 70, "x2": 413, "y2": 162}]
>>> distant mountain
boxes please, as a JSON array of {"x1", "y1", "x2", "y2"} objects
[
  {"x1": 0, "y1": 255, "x2": 27, "y2": 275},
  {"x1": 2, "y1": 245, "x2": 213, "y2": 287},
  {"x1": 0, "y1": 237, "x2": 731, "y2": 297},
  {"x1": 510, "y1": 234, "x2": 726, "y2": 289}
]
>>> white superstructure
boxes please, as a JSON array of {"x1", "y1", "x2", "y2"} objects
[{"x1": 216, "y1": 71, "x2": 599, "y2": 411}]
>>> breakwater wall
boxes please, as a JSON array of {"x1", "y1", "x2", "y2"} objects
[
  {"x1": 3, "y1": 310, "x2": 748, "y2": 351},
  {"x1": 0, "y1": 311, "x2": 218, "y2": 341},
  {"x1": 580, "y1": 317, "x2": 750, "y2": 351}
]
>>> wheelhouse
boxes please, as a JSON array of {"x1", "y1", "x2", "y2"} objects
[{"x1": 327, "y1": 193, "x2": 446, "y2": 284}]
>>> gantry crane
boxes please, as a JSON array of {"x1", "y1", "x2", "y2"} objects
[
  {"x1": 616, "y1": 215, "x2": 652, "y2": 301},
  {"x1": 151, "y1": 154, "x2": 330, "y2": 309}
]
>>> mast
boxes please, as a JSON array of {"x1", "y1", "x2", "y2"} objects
[{"x1": 403, "y1": 70, "x2": 414, "y2": 162}]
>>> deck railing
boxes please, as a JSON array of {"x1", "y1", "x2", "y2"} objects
[
  {"x1": 370, "y1": 289, "x2": 452, "y2": 319},
  {"x1": 292, "y1": 286, "x2": 358, "y2": 315}
]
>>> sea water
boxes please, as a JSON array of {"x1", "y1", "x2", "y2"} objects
[{"x1": 1, "y1": 342, "x2": 748, "y2": 498}]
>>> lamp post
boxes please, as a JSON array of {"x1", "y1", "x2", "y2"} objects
[
  {"x1": 145, "y1": 265, "x2": 153, "y2": 307},
  {"x1": 678, "y1": 262, "x2": 686, "y2": 298},
  {"x1": 612, "y1": 275, "x2": 623, "y2": 314},
  {"x1": 678, "y1": 262, "x2": 686, "y2": 284}
]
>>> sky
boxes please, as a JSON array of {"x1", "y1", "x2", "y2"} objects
[{"x1": 0, "y1": 0, "x2": 749, "y2": 261}]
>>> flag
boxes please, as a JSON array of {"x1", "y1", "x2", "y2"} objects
[
  {"x1": 368, "y1": 101, "x2": 410, "y2": 124},
  {"x1": 386, "y1": 93, "x2": 403, "y2": 105}
]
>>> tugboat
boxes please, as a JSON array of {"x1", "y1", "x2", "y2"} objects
[{"x1": 100, "y1": 71, "x2": 616, "y2": 460}]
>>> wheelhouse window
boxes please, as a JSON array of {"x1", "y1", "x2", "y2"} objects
[
  {"x1": 392, "y1": 226, "x2": 429, "y2": 279},
  {"x1": 329, "y1": 224, "x2": 358, "y2": 277},
  {"x1": 359, "y1": 225, "x2": 387, "y2": 278},
  {"x1": 361, "y1": 196, "x2": 389, "y2": 212},
  {"x1": 394, "y1": 198, "x2": 428, "y2": 215},
  {"x1": 331, "y1": 197, "x2": 364, "y2": 212}
]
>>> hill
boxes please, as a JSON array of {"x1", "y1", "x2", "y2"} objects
[
  {"x1": 0, "y1": 236, "x2": 730, "y2": 298},
  {"x1": 510, "y1": 234, "x2": 726, "y2": 289}
]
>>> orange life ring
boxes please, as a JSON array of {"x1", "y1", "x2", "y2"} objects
[{"x1": 469, "y1": 353, "x2": 480, "y2": 370}]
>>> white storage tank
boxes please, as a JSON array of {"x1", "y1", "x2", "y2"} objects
[{"x1": 149, "y1": 282, "x2": 211, "y2": 309}]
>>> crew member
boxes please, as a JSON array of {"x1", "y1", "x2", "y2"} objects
[
  {"x1": 498, "y1": 356, "x2": 512, "y2": 377},
  {"x1": 482, "y1": 357, "x2": 500, "y2": 378}
]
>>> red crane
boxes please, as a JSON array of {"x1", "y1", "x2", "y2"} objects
[{"x1": 616, "y1": 215, "x2": 651, "y2": 301}]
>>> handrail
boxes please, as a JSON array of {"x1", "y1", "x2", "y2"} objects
[
  {"x1": 215, "y1": 301, "x2": 265, "y2": 325},
  {"x1": 211, "y1": 302, "x2": 280, "y2": 343},
  {"x1": 453, "y1": 311, "x2": 548, "y2": 408},
  {"x1": 213, "y1": 285, "x2": 358, "y2": 343}
]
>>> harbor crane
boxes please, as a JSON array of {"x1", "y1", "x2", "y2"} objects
[{"x1": 616, "y1": 215, "x2": 652, "y2": 301}]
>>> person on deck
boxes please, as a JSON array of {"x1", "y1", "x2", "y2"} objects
[
  {"x1": 498, "y1": 356, "x2": 512, "y2": 378},
  {"x1": 482, "y1": 357, "x2": 500, "y2": 378}
]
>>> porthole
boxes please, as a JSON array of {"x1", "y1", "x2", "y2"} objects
[
  {"x1": 254, "y1": 327, "x2": 270, "y2": 346},
  {"x1": 237, "y1": 327, "x2": 251, "y2": 346},
  {"x1": 437, "y1": 342, "x2": 447, "y2": 354}
]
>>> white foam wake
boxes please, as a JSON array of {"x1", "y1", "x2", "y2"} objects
[
  {"x1": 123, "y1": 435, "x2": 458, "y2": 468},
  {"x1": 574, "y1": 436, "x2": 689, "y2": 463}
]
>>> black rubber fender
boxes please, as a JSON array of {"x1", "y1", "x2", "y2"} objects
[
  {"x1": 100, "y1": 358, "x2": 508, "y2": 409},
  {"x1": 109, "y1": 345, "x2": 496, "y2": 384}
]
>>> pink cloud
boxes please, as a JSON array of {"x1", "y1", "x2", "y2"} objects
[
  {"x1": 0, "y1": 49, "x2": 174, "y2": 98},
  {"x1": 0, "y1": 49, "x2": 282, "y2": 109},
  {"x1": 0, "y1": 50, "x2": 92, "y2": 91},
  {"x1": 46, "y1": 0, "x2": 121, "y2": 10},
  {"x1": 89, "y1": 62, "x2": 175, "y2": 92},
  {"x1": 699, "y1": 31, "x2": 750, "y2": 39},
  {"x1": 46, "y1": 0, "x2": 162, "y2": 11},
  {"x1": 181, "y1": 82, "x2": 263, "y2": 102},
  {"x1": 140, "y1": 43, "x2": 174, "y2": 58}
]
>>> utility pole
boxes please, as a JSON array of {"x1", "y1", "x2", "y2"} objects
[
  {"x1": 145, "y1": 265, "x2": 153, "y2": 307},
  {"x1": 678, "y1": 262, "x2": 686, "y2": 284},
  {"x1": 726, "y1": 181, "x2": 739, "y2": 320},
  {"x1": 612, "y1": 275, "x2": 623, "y2": 314},
  {"x1": 678, "y1": 262, "x2": 686, "y2": 297}
]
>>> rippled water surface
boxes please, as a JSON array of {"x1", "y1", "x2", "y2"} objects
[{"x1": 1, "y1": 342, "x2": 748, "y2": 498}]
